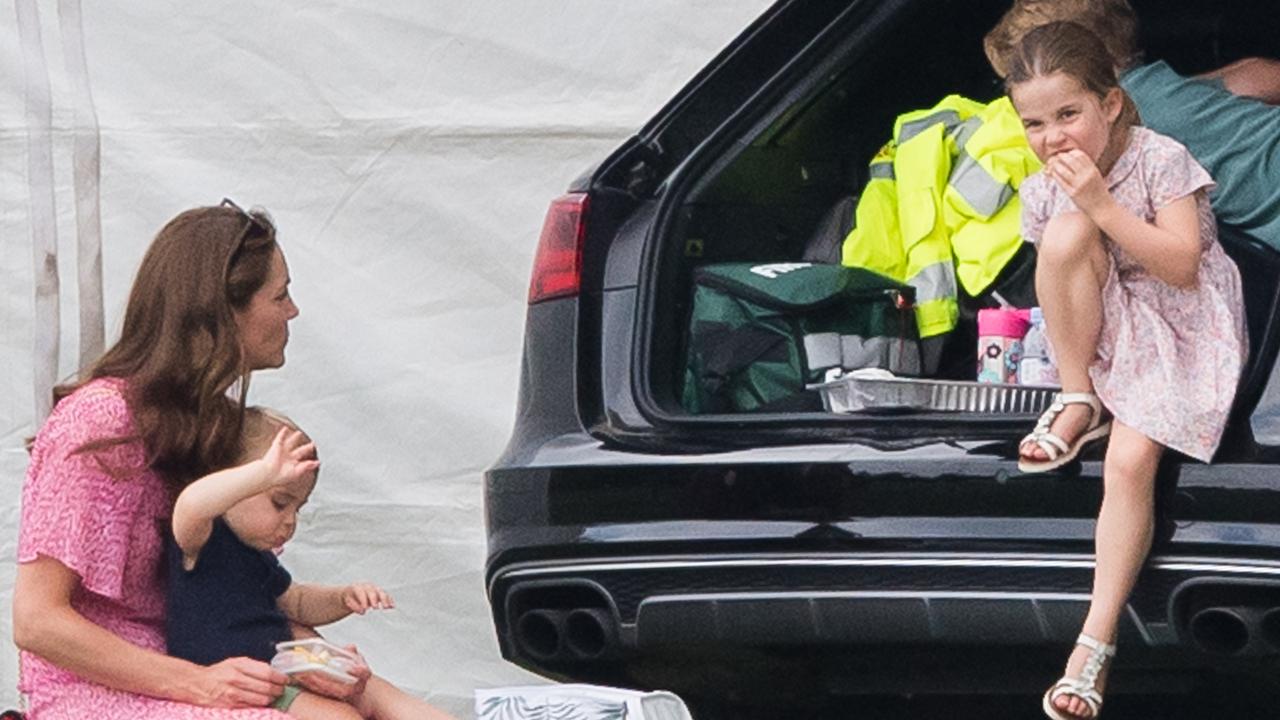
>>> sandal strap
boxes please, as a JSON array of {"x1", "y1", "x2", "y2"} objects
[
  {"x1": 1049, "y1": 679, "x2": 1102, "y2": 715},
  {"x1": 1036, "y1": 433, "x2": 1070, "y2": 456},
  {"x1": 1044, "y1": 633, "x2": 1116, "y2": 718},
  {"x1": 1077, "y1": 632, "x2": 1115, "y2": 688},
  {"x1": 1055, "y1": 392, "x2": 1103, "y2": 423},
  {"x1": 1032, "y1": 392, "x2": 1102, "y2": 434},
  {"x1": 1024, "y1": 392, "x2": 1106, "y2": 456},
  {"x1": 1020, "y1": 430, "x2": 1070, "y2": 461},
  {"x1": 1075, "y1": 632, "x2": 1117, "y2": 656}
]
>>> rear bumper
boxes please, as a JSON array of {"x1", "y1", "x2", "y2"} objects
[
  {"x1": 485, "y1": 435, "x2": 1280, "y2": 694},
  {"x1": 488, "y1": 549, "x2": 1280, "y2": 695},
  {"x1": 492, "y1": 550, "x2": 1280, "y2": 644}
]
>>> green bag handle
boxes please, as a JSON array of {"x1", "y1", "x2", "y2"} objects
[{"x1": 693, "y1": 262, "x2": 913, "y2": 312}]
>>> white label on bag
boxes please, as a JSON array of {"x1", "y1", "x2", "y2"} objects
[{"x1": 750, "y1": 262, "x2": 811, "y2": 279}]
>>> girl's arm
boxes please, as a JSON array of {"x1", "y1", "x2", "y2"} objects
[
  {"x1": 13, "y1": 555, "x2": 288, "y2": 707},
  {"x1": 173, "y1": 427, "x2": 318, "y2": 562},
  {"x1": 278, "y1": 582, "x2": 395, "y2": 627},
  {"x1": 1089, "y1": 193, "x2": 1201, "y2": 288},
  {"x1": 1047, "y1": 148, "x2": 1202, "y2": 288}
]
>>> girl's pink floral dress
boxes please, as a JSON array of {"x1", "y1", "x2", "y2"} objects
[
  {"x1": 17, "y1": 377, "x2": 288, "y2": 719},
  {"x1": 1020, "y1": 126, "x2": 1248, "y2": 461}
]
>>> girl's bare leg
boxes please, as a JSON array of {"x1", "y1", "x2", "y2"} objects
[
  {"x1": 1053, "y1": 420, "x2": 1162, "y2": 718},
  {"x1": 1023, "y1": 212, "x2": 1111, "y2": 461},
  {"x1": 353, "y1": 675, "x2": 458, "y2": 720}
]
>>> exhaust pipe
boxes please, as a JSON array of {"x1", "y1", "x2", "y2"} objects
[
  {"x1": 1261, "y1": 607, "x2": 1280, "y2": 652},
  {"x1": 1187, "y1": 605, "x2": 1269, "y2": 656},
  {"x1": 514, "y1": 609, "x2": 566, "y2": 662},
  {"x1": 563, "y1": 607, "x2": 618, "y2": 661}
]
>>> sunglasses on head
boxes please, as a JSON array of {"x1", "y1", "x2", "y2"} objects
[{"x1": 220, "y1": 197, "x2": 274, "y2": 240}]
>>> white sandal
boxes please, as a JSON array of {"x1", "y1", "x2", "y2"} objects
[
  {"x1": 1018, "y1": 392, "x2": 1111, "y2": 473},
  {"x1": 1042, "y1": 632, "x2": 1116, "y2": 720}
]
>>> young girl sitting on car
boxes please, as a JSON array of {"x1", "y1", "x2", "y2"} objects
[
  {"x1": 1004, "y1": 21, "x2": 1246, "y2": 720},
  {"x1": 166, "y1": 407, "x2": 455, "y2": 720}
]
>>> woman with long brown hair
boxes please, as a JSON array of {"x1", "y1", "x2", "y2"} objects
[{"x1": 11, "y1": 201, "x2": 347, "y2": 718}]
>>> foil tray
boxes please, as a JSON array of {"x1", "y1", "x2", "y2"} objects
[{"x1": 809, "y1": 371, "x2": 1060, "y2": 414}]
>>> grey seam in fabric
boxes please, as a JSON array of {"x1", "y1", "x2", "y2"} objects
[
  {"x1": 907, "y1": 261, "x2": 957, "y2": 304},
  {"x1": 868, "y1": 162, "x2": 895, "y2": 181},
  {"x1": 897, "y1": 110, "x2": 963, "y2": 144},
  {"x1": 950, "y1": 151, "x2": 1013, "y2": 217},
  {"x1": 951, "y1": 116, "x2": 983, "y2": 152}
]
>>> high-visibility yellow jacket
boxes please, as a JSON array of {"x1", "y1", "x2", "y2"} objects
[{"x1": 841, "y1": 95, "x2": 1041, "y2": 338}]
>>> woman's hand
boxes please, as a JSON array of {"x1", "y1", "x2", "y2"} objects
[
  {"x1": 341, "y1": 582, "x2": 395, "y2": 614},
  {"x1": 1045, "y1": 149, "x2": 1112, "y2": 215},
  {"x1": 291, "y1": 645, "x2": 372, "y2": 700},
  {"x1": 185, "y1": 657, "x2": 288, "y2": 708},
  {"x1": 15, "y1": 557, "x2": 291, "y2": 707},
  {"x1": 259, "y1": 426, "x2": 319, "y2": 489}
]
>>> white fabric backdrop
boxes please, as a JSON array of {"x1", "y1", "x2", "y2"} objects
[{"x1": 0, "y1": 2, "x2": 772, "y2": 715}]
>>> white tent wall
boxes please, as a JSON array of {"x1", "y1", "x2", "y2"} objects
[{"x1": 0, "y1": 1, "x2": 772, "y2": 715}]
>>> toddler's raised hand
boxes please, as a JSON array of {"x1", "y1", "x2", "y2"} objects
[
  {"x1": 341, "y1": 582, "x2": 395, "y2": 614},
  {"x1": 260, "y1": 426, "x2": 320, "y2": 488}
]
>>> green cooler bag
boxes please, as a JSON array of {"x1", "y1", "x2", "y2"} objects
[{"x1": 681, "y1": 262, "x2": 919, "y2": 413}]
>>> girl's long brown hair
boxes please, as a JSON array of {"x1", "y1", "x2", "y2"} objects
[{"x1": 54, "y1": 204, "x2": 279, "y2": 491}]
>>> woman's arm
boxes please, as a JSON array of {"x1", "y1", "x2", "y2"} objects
[
  {"x1": 13, "y1": 555, "x2": 288, "y2": 707},
  {"x1": 1198, "y1": 57, "x2": 1280, "y2": 105},
  {"x1": 278, "y1": 582, "x2": 394, "y2": 627}
]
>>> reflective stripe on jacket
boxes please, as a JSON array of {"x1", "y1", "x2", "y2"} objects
[{"x1": 841, "y1": 95, "x2": 1040, "y2": 337}]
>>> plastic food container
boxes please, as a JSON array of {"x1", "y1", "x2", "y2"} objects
[
  {"x1": 809, "y1": 368, "x2": 1059, "y2": 414},
  {"x1": 270, "y1": 639, "x2": 360, "y2": 683}
]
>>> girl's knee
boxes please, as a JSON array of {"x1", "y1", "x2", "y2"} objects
[
  {"x1": 1103, "y1": 440, "x2": 1160, "y2": 498},
  {"x1": 1039, "y1": 212, "x2": 1102, "y2": 265}
]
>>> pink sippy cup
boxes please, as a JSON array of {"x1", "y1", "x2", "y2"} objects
[{"x1": 976, "y1": 308, "x2": 1031, "y2": 384}]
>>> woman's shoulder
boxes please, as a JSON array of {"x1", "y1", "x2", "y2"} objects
[{"x1": 40, "y1": 377, "x2": 135, "y2": 444}]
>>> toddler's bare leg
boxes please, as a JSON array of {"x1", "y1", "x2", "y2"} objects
[
  {"x1": 1052, "y1": 420, "x2": 1161, "y2": 718},
  {"x1": 288, "y1": 688, "x2": 365, "y2": 720},
  {"x1": 1023, "y1": 212, "x2": 1110, "y2": 461},
  {"x1": 353, "y1": 675, "x2": 458, "y2": 720}
]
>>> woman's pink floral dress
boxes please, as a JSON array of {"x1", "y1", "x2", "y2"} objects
[
  {"x1": 1020, "y1": 126, "x2": 1247, "y2": 461},
  {"x1": 17, "y1": 378, "x2": 289, "y2": 719}
]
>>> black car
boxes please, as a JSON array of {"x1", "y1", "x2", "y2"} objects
[{"x1": 485, "y1": 0, "x2": 1280, "y2": 711}]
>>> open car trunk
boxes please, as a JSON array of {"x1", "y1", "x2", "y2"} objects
[{"x1": 628, "y1": 0, "x2": 1280, "y2": 458}]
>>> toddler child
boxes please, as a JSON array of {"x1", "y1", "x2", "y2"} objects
[{"x1": 166, "y1": 407, "x2": 454, "y2": 720}]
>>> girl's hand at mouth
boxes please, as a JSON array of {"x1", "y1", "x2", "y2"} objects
[{"x1": 1045, "y1": 148, "x2": 1112, "y2": 215}]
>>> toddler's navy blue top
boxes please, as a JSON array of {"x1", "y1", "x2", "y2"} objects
[{"x1": 166, "y1": 518, "x2": 293, "y2": 664}]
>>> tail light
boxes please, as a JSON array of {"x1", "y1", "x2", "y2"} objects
[{"x1": 528, "y1": 193, "x2": 589, "y2": 304}]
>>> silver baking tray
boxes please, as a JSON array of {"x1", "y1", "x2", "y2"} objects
[{"x1": 808, "y1": 370, "x2": 1059, "y2": 414}]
